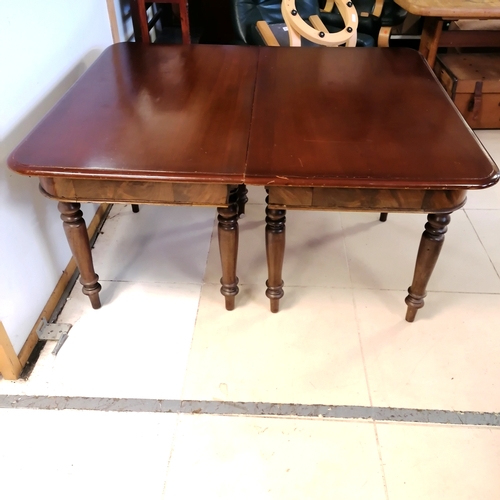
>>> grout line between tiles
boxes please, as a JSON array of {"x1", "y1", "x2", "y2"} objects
[
  {"x1": 463, "y1": 209, "x2": 500, "y2": 281},
  {"x1": 348, "y1": 259, "x2": 390, "y2": 500},
  {"x1": 2, "y1": 395, "x2": 500, "y2": 427}
]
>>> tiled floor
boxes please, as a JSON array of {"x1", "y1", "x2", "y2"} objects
[{"x1": 1, "y1": 130, "x2": 500, "y2": 499}]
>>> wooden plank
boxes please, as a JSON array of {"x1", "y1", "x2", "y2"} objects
[
  {"x1": 0, "y1": 322, "x2": 23, "y2": 380},
  {"x1": 392, "y1": 0, "x2": 500, "y2": 19},
  {"x1": 106, "y1": 0, "x2": 121, "y2": 43},
  {"x1": 39, "y1": 178, "x2": 229, "y2": 206},
  {"x1": 267, "y1": 187, "x2": 313, "y2": 207},
  {"x1": 267, "y1": 188, "x2": 466, "y2": 213},
  {"x1": 439, "y1": 30, "x2": 500, "y2": 48},
  {"x1": 256, "y1": 21, "x2": 280, "y2": 47},
  {"x1": 16, "y1": 203, "x2": 110, "y2": 371}
]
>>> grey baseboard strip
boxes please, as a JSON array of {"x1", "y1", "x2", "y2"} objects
[{"x1": 0, "y1": 395, "x2": 499, "y2": 427}]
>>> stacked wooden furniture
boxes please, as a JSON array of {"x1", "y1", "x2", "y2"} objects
[{"x1": 392, "y1": 0, "x2": 500, "y2": 67}]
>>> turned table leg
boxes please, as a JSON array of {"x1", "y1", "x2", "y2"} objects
[
  {"x1": 58, "y1": 202, "x2": 102, "y2": 309},
  {"x1": 405, "y1": 213, "x2": 451, "y2": 322},
  {"x1": 237, "y1": 184, "x2": 248, "y2": 217},
  {"x1": 265, "y1": 197, "x2": 286, "y2": 313},
  {"x1": 217, "y1": 187, "x2": 240, "y2": 310}
]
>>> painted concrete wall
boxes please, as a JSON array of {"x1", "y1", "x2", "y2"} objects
[{"x1": 0, "y1": 1, "x2": 113, "y2": 354}]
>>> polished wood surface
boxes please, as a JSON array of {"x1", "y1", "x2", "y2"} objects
[
  {"x1": 9, "y1": 43, "x2": 258, "y2": 184},
  {"x1": 246, "y1": 48, "x2": 498, "y2": 189},
  {"x1": 392, "y1": 0, "x2": 500, "y2": 19},
  {"x1": 247, "y1": 47, "x2": 498, "y2": 321},
  {"x1": 8, "y1": 44, "x2": 500, "y2": 320},
  {"x1": 8, "y1": 43, "x2": 256, "y2": 311}
]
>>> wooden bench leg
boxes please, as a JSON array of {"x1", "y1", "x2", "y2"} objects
[
  {"x1": 405, "y1": 213, "x2": 451, "y2": 322},
  {"x1": 217, "y1": 187, "x2": 239, "y2": 310},
  {"x1": 58, "y1": 202, "x2": 102, "y2": 309},
  {"x1": 419, "y1": 17, "x2": 443, "y2": 68},
  {"x1": 265, "y1": 198, "x2": 286, "y2": 313}
]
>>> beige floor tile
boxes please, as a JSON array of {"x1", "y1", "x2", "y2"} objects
[
  {"x1": 465, "y1": 182, "x2": 500, "y2": 210},
  {"x1": 354, "y1": 288, "x2": 500, "y2": 412},
  {"x1": 92, "y1": 204, "x2": 215, "y2": 284},
  {"x1": 163, "y1": 414, "x2": 386, "y2": 499},
  {"x1": 1, "y1": 282, "x2": 201, "y2": 399},
  {"x1": 343, "y1": 210, "x2": 500, "y2": 293},
  {"x1": 182, "y1": 284, "x2": 369, "y2": 405},
  {"x1": 377, "y1": 422, "x2": 500, "y2": 500},
  {"x1": 0, "y1": 409, "x2": 177, "y2": 500},
  {"x1": 204, "y1": 203, "x2": 352, "y2": 288},
  {"x1": 475, "y1": 129, "x2": 500, "y2": 164},
  {"x1": 468, "y1": 131, "x2": 500, "y2": 209},
  {"x1": 465, "y1": 209, "x2": 500, "y2": 277}
]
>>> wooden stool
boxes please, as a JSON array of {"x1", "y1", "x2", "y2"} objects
[{"x1": 130, "y1": 0, "x2": 190, "y2": 45}]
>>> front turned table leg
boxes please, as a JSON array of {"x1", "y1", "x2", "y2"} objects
[
  {"x1": 265, "y1": 199, "x2": 286, "y2": 313},
  {"x1": 217, "y1": 188, "x2": 240, "y2": 311},
  {"x1": 58, "y1": 202, "x2": 102, "y2": 309},
  {"x1": 237, "y1": 184, "x2": 248, "y2": 217},
  {"x1": 405, "y1": 213, "x2": 451, "y2": 322}
]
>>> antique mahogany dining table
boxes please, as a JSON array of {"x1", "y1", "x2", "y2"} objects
[{"x1": 8, "y1": 43, "x2": 499, "y2": 322}]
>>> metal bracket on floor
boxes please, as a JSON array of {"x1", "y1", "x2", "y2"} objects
[{"x1": 36, "y1": 318, "x2": 72, "y2": 355}]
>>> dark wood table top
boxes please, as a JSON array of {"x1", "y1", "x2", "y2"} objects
[
  {"x1": 8, "y1": 43, "x2": 258, "y2": 185},
  {"x1": 9, "y1": 44, "x2": 498, "y2": 193},
  {"x1": 246, "y1": 47, "x2": 498, "y2": 189}
]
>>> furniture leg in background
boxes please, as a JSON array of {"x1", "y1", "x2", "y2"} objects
[{"x1": 130, "y1": 0, "x2": 191, "y2": 44}]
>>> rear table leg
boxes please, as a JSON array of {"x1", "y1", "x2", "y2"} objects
[
  {"x1": 58, "y1": 202, "x2": 102, "y2": 309},
  {"x1": 405, "y1": 213, "x2": 451, "y2": 322},
  {"x1": 237, "y1": 184, "x2": 248, "y2": 217}
]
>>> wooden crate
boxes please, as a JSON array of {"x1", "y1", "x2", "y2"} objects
[{"x1": 435, "y1": 53, "x2": 500, "y2": 129}]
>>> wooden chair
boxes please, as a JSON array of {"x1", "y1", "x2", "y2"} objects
[
  {"x1": 255, "y1": 0, "x2": 358, "y2": 46},
  {"x1": 232, "y1": 0, "x2": 375, "y2": 47},
  {"x1": 320, "y1": 0, "x2": 407, "y2": 47},
  {"x1": 130, "y1": 0, "x2": 190, "y2": 45}
]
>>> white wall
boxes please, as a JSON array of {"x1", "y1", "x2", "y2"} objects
[{"x1": 0, "y1": 1, "x2": 114, "y2": 354}]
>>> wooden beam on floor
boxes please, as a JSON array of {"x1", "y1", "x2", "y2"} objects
[
  {"x1": 0, "y1": 322, "x2": 23, "y2": 380},
  {"x1": 0, "y1": 204, "x2": 110, "y2": 380}
]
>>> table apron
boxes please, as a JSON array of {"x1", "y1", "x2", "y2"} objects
[
  {"x1": 267, "y1": 186, "x2": 467, "y2": 213},
  {"x1": 39, "y1": 177, "x2": 232, "y2": 207}
]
